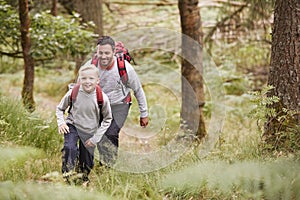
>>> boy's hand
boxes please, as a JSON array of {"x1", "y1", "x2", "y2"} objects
[
  {"x1": 85, "y1": 139, "x2": 95, "y2": 148},
  {"x1": 58, "y1": 124, "x2": 69, "y2": 134}
]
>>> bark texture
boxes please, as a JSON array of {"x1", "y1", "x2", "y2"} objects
[
  {"x1": 59, "y1": 0, "x2": 103, "y2": 35},
  {"x1": 264, "y1": 0, "x2": 300, "y2": 146},
  {"x1": 19, "y1": 0, "x2": 35, "y2": 111},
  {"x1": 51, "y1": 0, "x2": 58, "y2": 16},
  {"x1": 179, "y1": 0, "x2": 206, "y2": 140}
]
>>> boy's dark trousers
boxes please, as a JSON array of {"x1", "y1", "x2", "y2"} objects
[{"x1": 62, "y1": 124, "x2": 94, "y2": 177}]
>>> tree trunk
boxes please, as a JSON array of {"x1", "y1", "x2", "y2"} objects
[
  {"x1": 178, "y1": 0, "x2": 206, "y2": 140},
  {"x1": 59, "y1": 0, "x2": 103, "y2": 36},
  {"x1": 51, "y1": 0, "x2": 57, "y2": 16},
  {"x1": 19, "y1": 0, "x2": 35, "y2": 112},
  {"x1": 58, "y1": 0, "x2": 103, "y2": 74},
  {"x1": 264, "y1": 0, "x2": 300, "y2": 148}
]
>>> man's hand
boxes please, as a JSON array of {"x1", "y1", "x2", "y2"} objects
[
  {"x1": 58, "y1": 124, "x2": 69, "y2": 134},
  {"x1": 140, "y1": 117, "x2": 149, "y2": 128}
]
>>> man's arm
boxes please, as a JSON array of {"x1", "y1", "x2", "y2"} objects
[{"x1": 126, "y1": 62, "x2": 149, "y2": 127}]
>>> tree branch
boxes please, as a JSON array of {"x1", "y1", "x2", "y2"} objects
[
  {"x1": 204, "y1": 3, "x2": 249, "y2": 44},
  {"x1": 103, "y1": 0, "x2": 176, "y2": 6},
  {"x1": 0, "y1": 51, "x2": 23, "y2": 58},
  {"x1": 104, "y1": 0, "x2": 246, "y2": 7}
]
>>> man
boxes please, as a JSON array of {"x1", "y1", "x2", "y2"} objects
[{"x1": 83, "y1": 36, "x2": 149, "y2": 166}]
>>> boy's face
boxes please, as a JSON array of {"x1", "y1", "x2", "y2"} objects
[
  {"x1": 79, "y1": 69, "x2": 99, "y2": 93},
  {"x1": 97, "y1": 44, "x2": 115, "y2": 68}
]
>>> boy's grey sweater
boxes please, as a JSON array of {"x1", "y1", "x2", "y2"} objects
[
  {"x1": 84, "y1": 56, "x2": 148, "y2": 118},
  {"x1": 56, "y1": 86, "x2": 112, "y2": 145}
]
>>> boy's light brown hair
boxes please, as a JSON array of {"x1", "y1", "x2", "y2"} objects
[{"x1": 79, "y1": 64, "x2": 99, "y2": 77}]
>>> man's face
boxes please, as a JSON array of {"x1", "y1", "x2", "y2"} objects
[
  {"x1": 79, "y1": 69, "x2": 99, "y2": 93},
  {"x1": 97, "y1": 44, "x2": 114, "y2": 68}
]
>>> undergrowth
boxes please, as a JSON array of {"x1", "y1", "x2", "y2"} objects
[
  {"x1": 249, "y1": 85, "x2": 300, "y2": 154},
  {"x1": 161, "y1": 158, "x2": 300, "y2": 200},
  {"x1": 1, "y1": 59, "x2": 299, "y2": 199},
  {"x1": 0, "y1": 95, "x2": 62, "y2": 155}
]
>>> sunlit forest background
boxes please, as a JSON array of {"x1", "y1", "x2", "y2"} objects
[{"x1": 0, "y1": 0, "x2": 299, "y2": 199}]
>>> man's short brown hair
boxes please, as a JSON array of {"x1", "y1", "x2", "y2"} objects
[{"x1": 97, "y1": 36, "x2": 115, "y2": 50}]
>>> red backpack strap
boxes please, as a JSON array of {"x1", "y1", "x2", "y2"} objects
[
  {"x1": 91, "y1": 53, "x2": 99, "y2": 67},
  {"x1": 68, "y1": 85, "x2": 103, "y2": 115},
  {"x1": 95, "y1": 85, "x2": 104, "y2": 123},
  {"x1": 116, "y1": 53, "x2": 128, "y2": 86},
  {"x1": 122, "y1": 92, "x2": 132, "y2": 104},
  {"x1": 68, "y1": 84, "x2": 80, "y2": 113},
  {"x1": 95, "y1": 85, "x2": 103, "y2": 107}
]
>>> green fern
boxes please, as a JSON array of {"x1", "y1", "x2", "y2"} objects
[
  {"x1": 248, "y1": 85, "x2": 280, "y2": 126},
  {"x1": 248, "y1": 85, "x2": 300, "y2": 152}
]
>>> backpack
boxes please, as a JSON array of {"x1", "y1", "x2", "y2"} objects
[
  {"x1": 91, "y1": 41, "x2": 135, "y2": 87},
  {"x1": 68, "y1": 84, "x2": 104, "y2": 123}
]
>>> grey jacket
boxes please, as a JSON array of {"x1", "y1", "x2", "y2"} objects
[
  {"x1": 56, "y1": 85, "x2": 112, "y2": 145},
  {"x1": 83, "y1": 56, "x2": 148, "y2": 118}
]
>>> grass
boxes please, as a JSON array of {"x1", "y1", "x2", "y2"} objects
[
  {"x1": 0, "y1": 181, "x2": 113, "y2": 200},
  {"x1": 2, "y1": 1, "x2": 296, "y2": 198},
  {"x1": 0, "y1": 95, "x2": 62, "y2": 155},
  {"x1": 1, "y1": 72, "x2": 299, "y2": 199},
  {"x1": 0, "y1": 49, "x2": 299, "y2": 199},
  {"x1": 0, "y1": 18, "x2": 298, "y2": 199},
  {"x1": 161, "y1": 158, "x2": 300, "y2": 200}
]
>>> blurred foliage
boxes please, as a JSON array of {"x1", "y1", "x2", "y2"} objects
[
  {"x1": 0, "y1": 56, "x2": 23, "y2": 73},
  {"x1": 0, "y1": 0, "x2": 97, "y2": 64},
  {"x1": 249, "y1": 86, "x2": 300, "y2": 153},
  {"x1": 0, "y1": 181, "x2": 112, "y2": 200},
  {"x1": 0, "y1": 146, "x2": 42, "y2": 170},
  {"x1": 249, "y1": 85, "x2": 280, "y2": 127},
  {"x1": 210, "y1": 41, "x2": 270, "y2": 91},
  {"x1": 0, "y1": 95, "x2": 62, "y2": 155},
  {"x1": 0, "y1": 146, "x2": 46, "y2": 181},
  {"x1": 215, "y1": 0, "x2": 274, "y2": 37},
  {"x1": 161, "y1": 158, "x2": 300, "y2": 200},
  {"x1": 243, "y1": 0, "x2": 275, "y2": 21},
  {"x1": 34, "y1": 62, "x2": 74, "y2": 98},
  {"x1": 1, "y1": 1, "x2": 299, "y2": 199}
]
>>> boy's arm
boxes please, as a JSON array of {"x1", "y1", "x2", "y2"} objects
[
  {"x1": 56, "y1": 90, "x2": 71, "y2": 131},
  {"x1": 89, "y1": 92, "x2": 112, "y2": 145}
]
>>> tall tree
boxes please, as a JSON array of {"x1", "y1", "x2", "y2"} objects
[
  {"x1": 178, "y1": 0, "x2": 206, "y2": 140},
  {"x1": 264, "y1": 0, "x2": 300, "y2": 148},
  {"x1": 19, "y1": 0, "x2": 35, "y2": 111},
  {"x1": 58, "y1": 0, "x2": 103, "y2": 36},
  {"x1": 58, "y1": 0, "x2": 103, "y2": 74}
]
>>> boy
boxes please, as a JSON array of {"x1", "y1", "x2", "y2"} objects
[{"x1": 56, "y1": 64, "x2": 112, "y2": 185}]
